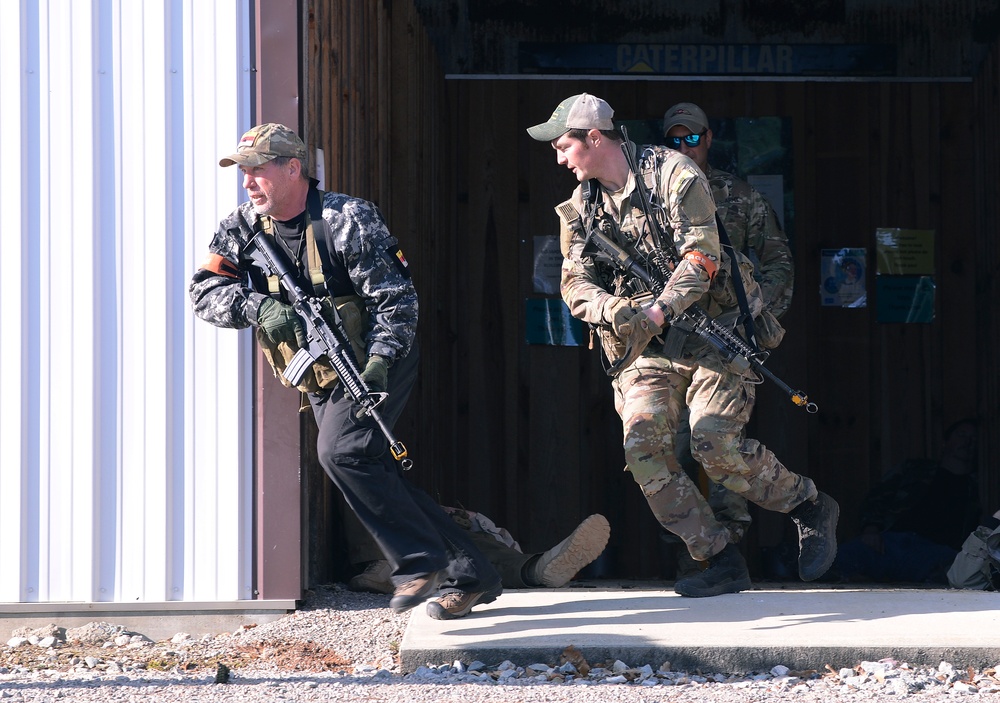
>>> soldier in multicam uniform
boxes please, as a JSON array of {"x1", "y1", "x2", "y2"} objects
[
  {"x1": 663, "y1": 102, "x2": 793, "y2": 322},
  {"x1": 661, "y1": 101, "x2": 795, "y2": 563},
  {"x1": 189, "y1": 123, "x2": 501, "y2": 619},
  {"x1": 528, "y1": 94, "x2": 838, "y2": 596}
]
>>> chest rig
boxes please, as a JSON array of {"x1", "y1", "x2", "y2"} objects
[
  {"x1": 251, "y1": 187, "x2": 369, "y2": 395},
  {"x1": 258, "y1": 187, "x2": 331, "y2": 297},
  {"x1": 580, "y1": 145, "x2": 677, "y2": 299}
]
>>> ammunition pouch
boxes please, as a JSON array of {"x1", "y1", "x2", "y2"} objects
[
  {"x1": 754, "y1": 308, "x2": 786, "y2": 350},
  {"x1": 257, "y1": 295, "x2": 368, "y2": 393},
  {"x1": 702, "y1": 246, "x2": 785, "y2": 351}
]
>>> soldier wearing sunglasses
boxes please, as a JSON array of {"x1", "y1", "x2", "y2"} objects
[
  {"x1": 662, "y1": 102, "x2": 796, "y2": 577},
  {"x1": 663, "y1": 102, "x2": 794, "y2": 319}
]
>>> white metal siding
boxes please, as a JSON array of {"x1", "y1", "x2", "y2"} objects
[{"x1": 0, "y1": 0, "x2": 255, "y2": 604}]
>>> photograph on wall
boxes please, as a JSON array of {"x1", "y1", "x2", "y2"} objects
[
  {"x1": 532, "y1": 235, "x2": 563, "y2": 294},
  {"x1": 820, "y1": 247, "x2": 867, "y2": 307}
]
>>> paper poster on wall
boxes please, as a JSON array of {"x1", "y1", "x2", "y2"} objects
[
  {"x1": 876, "y1": 276, "x2": 936, "y2": 323},
  {"x1": 525, "y1": 298, "x2": 585, "y2": 346},
  {"x1": 875, "y1": 228, "x2": 935, "y2": 275},
  {"x1": 533, "y1": 236, "x2": 563, "y2": 294},
  {"x1": 820, "y1": 248, "x2": 867, "y2": 307}
]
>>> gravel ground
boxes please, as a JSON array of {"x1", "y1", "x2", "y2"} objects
[{"x1": 1, "y1": 584, "x2": 998, "y2": 702}]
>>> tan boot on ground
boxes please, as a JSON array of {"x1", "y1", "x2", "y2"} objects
[
  {"x1": 348, "y1": 560, "x2": 393, "y2": 594},
  {"x1": 528, "y1": 514, "x2": 611, "y2": 588}
]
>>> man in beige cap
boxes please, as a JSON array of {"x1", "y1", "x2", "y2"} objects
[
  {"x1": 661, "y1": 101, "x2": 797, "y2": 573},
  {"x1": 190, "y1": 123, "x2": 502, "y2": 619},
  {"x1": 528, "y1": 94, "x2": 838, "y2": 596}
]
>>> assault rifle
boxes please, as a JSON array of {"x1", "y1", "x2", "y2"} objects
[
  {"x1": 244, "y1": 227, "x2": 414, "y2": 469},
  {"x1": 557, "y1": 202, "x2": 818, "y2": 414}
]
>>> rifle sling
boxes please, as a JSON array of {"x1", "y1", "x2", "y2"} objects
[
  {"x1": 715, "y1": 213, "x2": 760, "y2": 353},
  {"x1": 260, "y1": 183, "x2": 330, "y2": 296},
  {"x1": 611, "y1": 136, "x2": 761, "y2": 354}
]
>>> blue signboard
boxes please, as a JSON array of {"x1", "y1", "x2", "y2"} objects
[{"x1": 519, "y1": 43, "x2": 896, "y2": 77}]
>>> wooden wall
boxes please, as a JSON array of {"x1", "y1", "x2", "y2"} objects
[
  {"x1": 439, "y1": 78, "x2": 983, "y2": 579},
  {"x1": 302, "y1": 0, "x2": 992, "y2": 582},
  {"x1": 974, "y1": 41, "x2": 1000, "y2": 527},
  {"x1": 301, "y1": 0, "x2": 455, "y2": 583}
]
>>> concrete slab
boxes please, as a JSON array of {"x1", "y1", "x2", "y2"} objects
[{"x1": 400, "y1": 584, "x2": 1000, "y2": 674}]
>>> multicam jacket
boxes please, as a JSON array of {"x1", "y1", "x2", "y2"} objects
[
  {"x1": 558, "y1": 142, "x2": 721, "y2": 333},
  {"x1": 558, "y1": 143, "x2": 772, "y2": 367},
  {"x1": 707, "y1": 166, "x2": 794, "y2": 319},
  {"x1": 189, "y1": 187, "x2": 416, "y2": 363}
]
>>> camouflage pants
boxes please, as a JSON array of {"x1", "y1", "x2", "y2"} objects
[
  {"x1": 674, "y1": 412, "x2": 753, "y2": 543},
  {"x1": 612, "y1": 353, "x2": 816, "y2": 561}
]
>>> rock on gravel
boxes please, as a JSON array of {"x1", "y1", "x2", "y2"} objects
[{"x1": 1, "y1": 584, "x2": 998, "y2": 702}]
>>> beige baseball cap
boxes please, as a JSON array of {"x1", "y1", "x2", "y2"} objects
[
  {"x1": 527, "y1": 93, "x2": 615, "y2": 142},
  {"x1": 219, "y1": 123, "x2": 307, "y2": 168},
  {"x1": 663, "y1": 102, "x2": 710, "y2": 135}
]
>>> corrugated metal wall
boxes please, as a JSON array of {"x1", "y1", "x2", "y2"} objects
[{"x1": 0, "y1": 1, "x2": 255, "y2": 604}]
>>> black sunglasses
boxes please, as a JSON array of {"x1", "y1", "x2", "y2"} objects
[{"x1": 665, "y1": 131, "x2": 706, "y2": 149}]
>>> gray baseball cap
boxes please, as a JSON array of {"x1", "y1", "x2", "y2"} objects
[
  {"x1": 663, "y1": 102, "x2": 710, "y2": 135},
  {"x1": 527, "y1": 93, "x2": 615, "y2": 142}
]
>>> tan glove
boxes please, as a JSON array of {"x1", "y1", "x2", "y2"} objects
[
  {"x1": 608, "y1": 307, "x2": 666, "y2": 376},
  {"x1": 619, "y1": 308, "x2": 665, "y2": 338},
  {"x1": 603, "y1": 296, "x2": 638, "y2": 337}
]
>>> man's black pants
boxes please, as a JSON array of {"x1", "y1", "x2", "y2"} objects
[{"x1": 309, "y1": 344, "x2": 499, "y2": 591}]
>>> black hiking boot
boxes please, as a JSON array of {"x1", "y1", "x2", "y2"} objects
[
  {"x1": 790, "y1": 491, "x2": 840, "y2": 581},
  {"x1": 673, "y1": 544, "x2": 752, "y2": 597}
]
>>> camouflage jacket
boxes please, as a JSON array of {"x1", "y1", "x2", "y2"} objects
[
  {"x1": 189, "y1": 189, "x2": 417, "y2": 363},
  {"x1": 707, "y1": 166, "x2": 794, "y2": 319},
  {"x1": 558, "y1": 143, "x2": 721, "y2": 331}
]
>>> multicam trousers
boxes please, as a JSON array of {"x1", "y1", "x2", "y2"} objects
[
  {"x1": 612, "y1": 352, "x2": 817, "y2": 561},
  {"x1": 674, "y1": 412, "x2": 753, "y2": 543}
]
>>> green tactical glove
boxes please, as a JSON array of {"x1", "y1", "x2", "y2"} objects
[
  {"x1": 360, "y1": 355, "x2": 390, "y2": 394},
  {"x1": 255, "y1": 298, "x2": 307, "y2": 347},
  {"x1": 604, "y1": 296, "x2": 638, "y2": 338}
]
